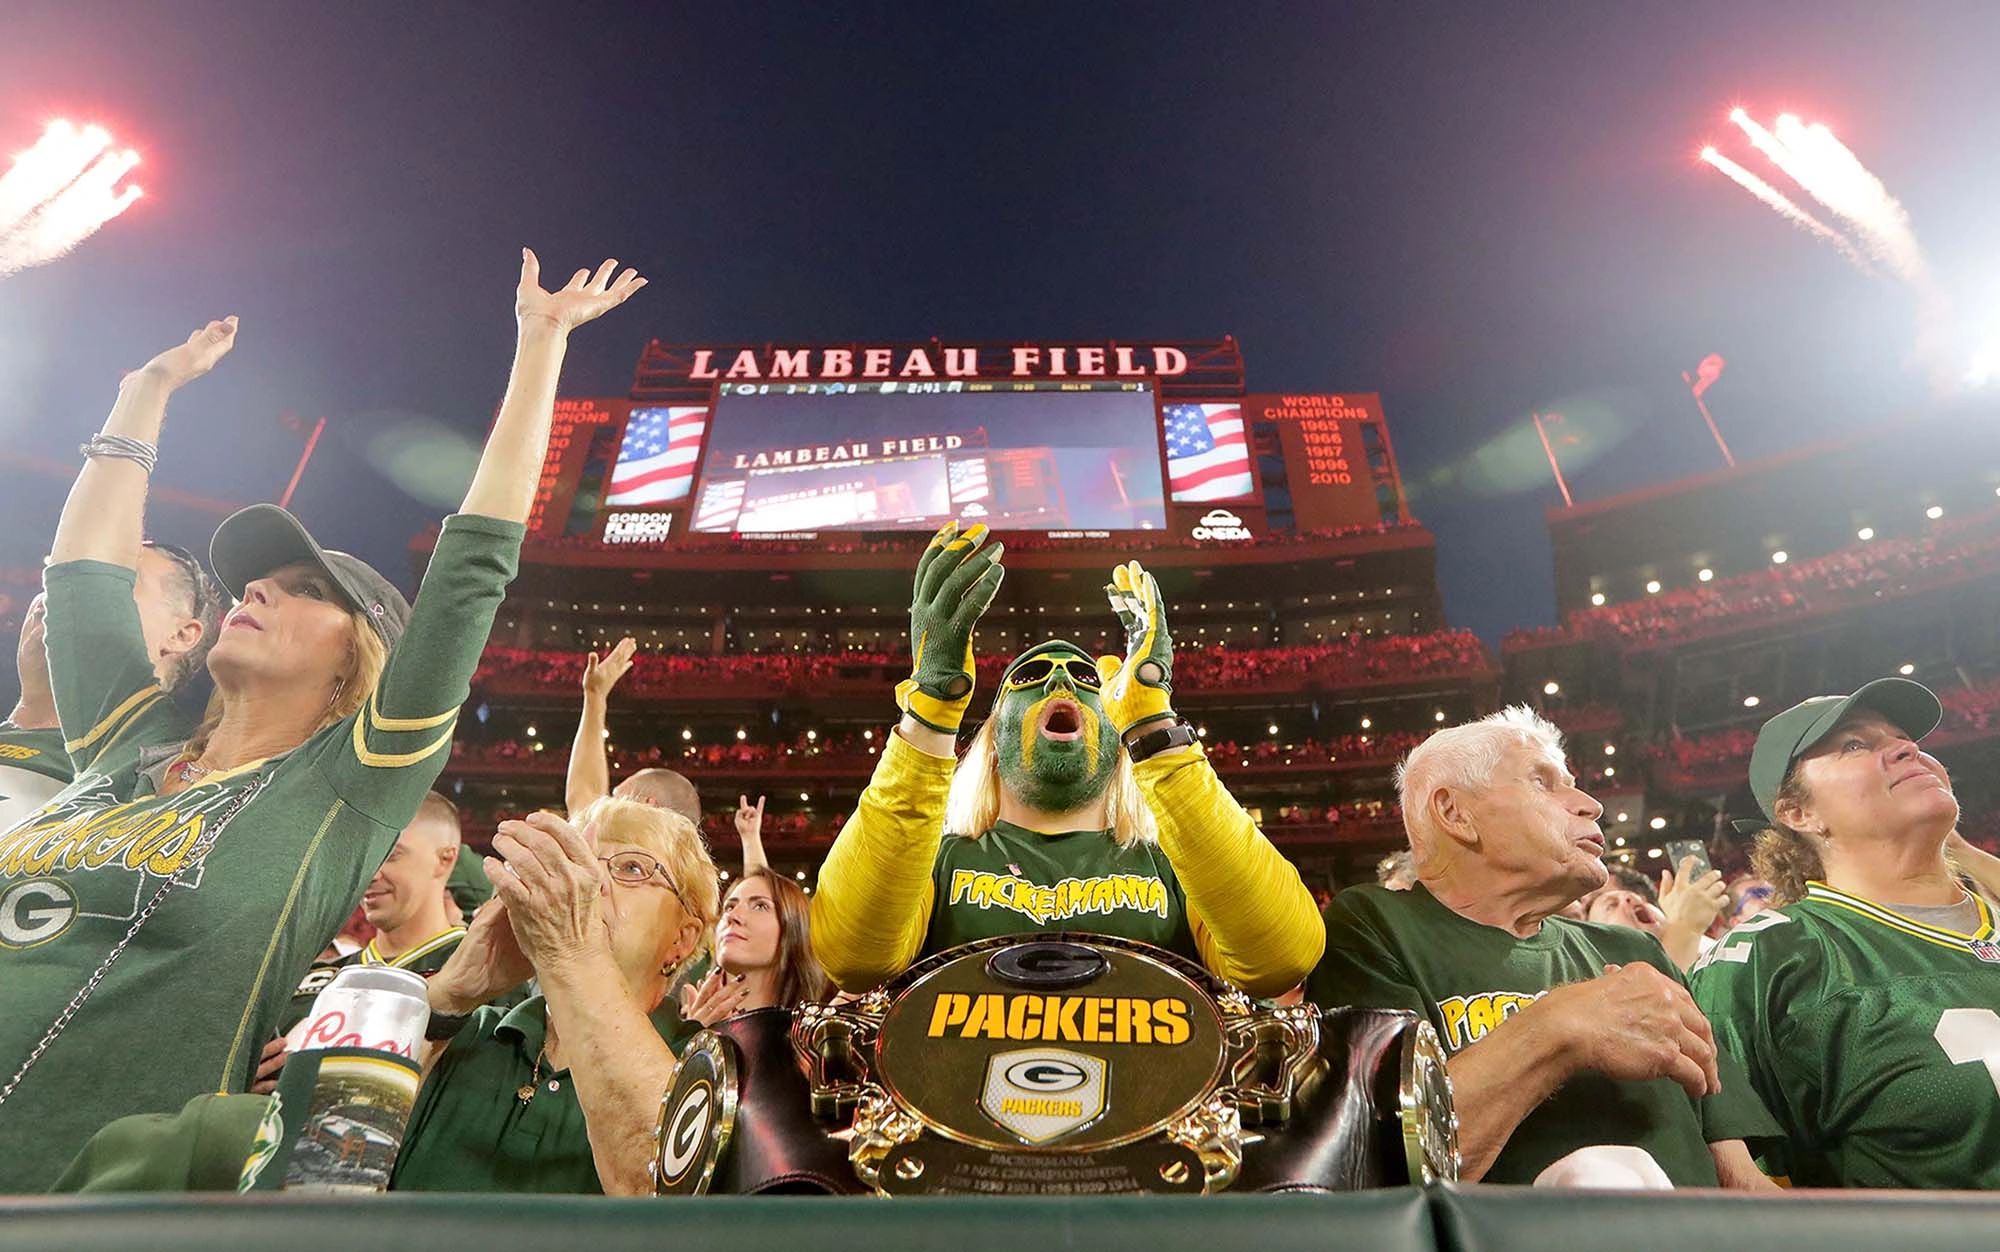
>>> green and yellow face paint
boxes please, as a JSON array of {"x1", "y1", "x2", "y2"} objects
[{"x1": 992, "y1": 640, "x2": 1120, "y2": 815}]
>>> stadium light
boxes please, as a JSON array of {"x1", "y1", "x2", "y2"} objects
[
  {"x1": 601, "y1": 728, "x2": 610, "y2": 739},
  {"x1": 1615, "y1": 811, "x2": 1629, "y2": 823},
  {"x1": 1196, "y1": 725, "x2": 1208, "y2": 737},
  {"x1": 1650, "y1": 816, "x2": 1668, "y2": 830},
  {"x1": 1647, "y1": 847, "x2": 1664, "y2": 859},
  {"x1": 1743, "y1": 695, "x2": 1761, "y2": 708},
  {"x1": 1603, "y1": 766, "x2": 1615, "y2": 777},
  {"x1": 1697, "y1": 568, "x2": 1714, "y2": 582},
  {"x1": 1590, "y1": 592, "x2": 1606, "y2": 607},
  {"x1": 1433, "y1": 710, "x2": 1447, "y2": 722},
  {"x1": 532, "y1": 741, "x2": 544, "y2": 753},
  {"x1": 1644, "y1": 579, "x2": 1662, "y2": 595},
  {"x1": 1899, "y1": 662, "x2": 1916, "y2": 676},
  {"x1": 735, "y1": 728, "x2": 748, "y2": 741},
  {"x1": 1267, "y1": 723, "x2": 1280, "y2": 736},
  {"x1": 1925, "y1": 505, "x2": 1944, "y2": 520},
  {"x1": 799, "y1": 791, "x2": 810, "y2": 801},
  {"x1": 1857, "y1": 526, "x2": 1875, "y2": 541},
  {"x1": 805, "y1": 728, "x2": 818, "y2": 741},
  {"x1": 1542, "y1": 680, "x2": 1560, "y2": 695},
  {"x1": 525, "y1": 725, "x2": 537, "y2": 738},
  {"x1": 1615, "y1": 837, "x2": 1626, "y2": 847},
  {"x1": 1604, "y1": 744, "x2": 1616, "y2": 756},
  {"x1": 1770, "y1": 550, "x2": 1789, "y2": 564},
  {"x1": 863, "y1": 729, "x2": 873, "y2": 740},
  {"x1": 1359, "y1": 716, "x2": 1372, "y2": 729},
  {"x1": 795, "y1": 870, "x2": 807, "y2": 881},
  {"x1": 681, "y1": 727, "x2": 693, "y2": 740}
]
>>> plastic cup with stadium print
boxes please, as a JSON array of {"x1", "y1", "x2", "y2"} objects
[{"x1": 242, "y1": 966, "x2": 430, "y2": 1192}]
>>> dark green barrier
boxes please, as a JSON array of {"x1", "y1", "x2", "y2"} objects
[
  {"x1": 1432, "y1": 1185, "x2": 2000, "y2": 1252},
  {"x1": 0, "y1": 1191, "x2": 1432, "y2": 1252}
]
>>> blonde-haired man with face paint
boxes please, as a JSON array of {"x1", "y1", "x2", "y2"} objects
[{"x1": 810, "y1": 521, "x2": 1323, "y2": 997}]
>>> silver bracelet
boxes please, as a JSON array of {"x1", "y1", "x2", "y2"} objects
[{"x1": 79, "y1": 433, "x2": 158, "y2": 473}]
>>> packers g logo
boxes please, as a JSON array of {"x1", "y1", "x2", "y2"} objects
[
  {"x1": 0, "y1": 878, "x2": 78, "y2": 948},
  {"x1": 980, "y1": 1047, "x2": 1107, "y2": 1145}
]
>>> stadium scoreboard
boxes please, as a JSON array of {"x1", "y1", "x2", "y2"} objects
[{"x1": 529, "y1": 339, "x2": 1408, "y2": 546}]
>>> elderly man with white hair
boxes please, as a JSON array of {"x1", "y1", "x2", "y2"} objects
[{"x1": 1307, "y1": 707, "x2": 1780, "y2": 1188}]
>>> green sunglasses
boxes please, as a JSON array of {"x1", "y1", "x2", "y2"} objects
[{"x1": 1001, "y1": 655, "x2": 1102, "y2": 692}]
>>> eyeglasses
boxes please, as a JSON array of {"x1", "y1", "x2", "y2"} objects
[
  {"x1": 1001, "y1": 655, "x2": 1102, "y2": 692},
  {"x1": 599, "y1": 851, "x2": 691, "y2": 912}
]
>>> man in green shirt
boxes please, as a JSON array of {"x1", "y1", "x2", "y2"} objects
[
  {"x1": 1308, "y1": 706, "x2": 1780, "y2": 1188},
  {"x1": 0, "y1": 543, "x2": 220, "y2": 833}
]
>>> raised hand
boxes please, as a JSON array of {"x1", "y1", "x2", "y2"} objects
[
  {"x1": 583, "y1": 636, "x2": 638, "y2": 700},
  {"x1": 733, "y1": 794, "x2": 766, "y2": 844},
  {"x1": 896, "y1": 520, "x2": 1005, "y2": 734},
  {"x1": 1658, "y1": 857, "x2": 1729, "y2": 934},
  {"x1": 515, "y1": 250, "x2": 647, "y2": 336},
  {"x1": 677, "y1": 969, "x2": 753, "y2": 1028},
  {"x1": 1096, "y1": 559, "x2": 1175, "y2": 735},
  {"x1": 135, "y1": 317, "x2": 238, "y2": 391}
]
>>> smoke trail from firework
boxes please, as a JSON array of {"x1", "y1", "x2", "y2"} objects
[
  {"x1": 1769, "y1": 115, "x2": 1928, "y2": 283},
  {"x1": 1699, "y1": 146, "x2": 1871, "y2": 270},
  {"x1": 0, "y1": 121, "x2": 142, "y2": 277}
]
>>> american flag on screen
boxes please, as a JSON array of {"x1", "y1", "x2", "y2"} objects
[
  {"x1": 948, "y1": 457, "x2": 990, "y2": 503},
  {"x1": 693, "y1": 479, "x2": 746, "y2": 532},
  {"x1": 1163, "y1": 403, "x2": 1253, "y2": 501},
  {"x1": 606, "y1": 406, "x2": 707, "y2": 506}
]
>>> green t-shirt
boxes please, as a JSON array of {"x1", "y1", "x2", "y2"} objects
[
  {"x1": 0, "y1": 722, "x2": 77, "y2": 836},
  {"x1": 1307, "y1": 882, "x2": 1777, "y2": 1186},
  {"x1": 922, "y1": 820, "x2": 1199, "y2": 963},
  {"x1": 1690, "y1": 882, "x2": 2000, "y2": 1188},
  {"x1": 392, "y1": 994, "x2": 688, "y2": 1194},
  {"x1": 0, "y1": 515, "x2": 522, "y2": 1192}
]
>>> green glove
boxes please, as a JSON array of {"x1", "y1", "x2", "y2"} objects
[
  {"x1": 896, "y1": 521, "x2": 1006, "y2": 733},
  {"x1": 1097, "y1": 559, "x2": 1176, "y2": 737}
]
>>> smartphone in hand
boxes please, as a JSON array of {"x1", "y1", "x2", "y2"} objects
[{"x1": 1663, "y1": 837, "x2": 1714, "y2": 879}]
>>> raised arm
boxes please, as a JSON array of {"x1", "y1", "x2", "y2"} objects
[
  {"x1": 811, "y1": 522, "x2": 1003, "y2": 989},
  {"x1": 1097, "y1": 561, "x2": 1323, "y2": 995},
  {"x1": 460, "y1": 253, "x2": 646, "y2": 524},
  {"x1": 567, "y1": 636, "x2": 636, "y2": 814},
  {"x1": 51, "y1": 318, "x2": 237, "y2": 569}
]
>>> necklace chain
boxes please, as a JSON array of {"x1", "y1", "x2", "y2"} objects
[{"x1": 516, "y1": 1042, "x2": 550, "y2": 1104}]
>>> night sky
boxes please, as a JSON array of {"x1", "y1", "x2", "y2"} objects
[{"x1": 3, "y1": 2, "x2": 1997, "y2": 642}]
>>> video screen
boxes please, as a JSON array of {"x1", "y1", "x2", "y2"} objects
[{"x1": 688, "y1": 381, "x2": 1168, "y2": 533}]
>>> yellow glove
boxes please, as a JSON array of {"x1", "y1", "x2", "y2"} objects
[
  {"x1": 1095, "y1": 559, "x2": 1176, "y2": 737},
  {"x1": 895, "y1": 521, "x2": 1005, "y2": 733}
]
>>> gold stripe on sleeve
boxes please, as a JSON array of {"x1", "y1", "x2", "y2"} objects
[
  {"x1": 65, "y1": 686, "x2": 164, "y2": 755},
  {"x1": 349, "y1": 714, "x2": 457, "y2": 769}
]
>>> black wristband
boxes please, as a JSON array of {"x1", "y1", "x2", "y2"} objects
[
  {"x1": 1122, "y1": 718, "x2": 1198, "y2": 763},
  {"x1": 425, "y1": 1009, "x2": 475, "y2": 1041}
]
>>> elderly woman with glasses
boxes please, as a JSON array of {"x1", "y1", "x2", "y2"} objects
[{"x1": 392, "y1": 795, "x2": 718, "y2": 1194}]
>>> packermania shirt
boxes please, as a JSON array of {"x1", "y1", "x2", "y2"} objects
[{"x1": 0, "y1": 515, "x2": 521, "y2": 1192}]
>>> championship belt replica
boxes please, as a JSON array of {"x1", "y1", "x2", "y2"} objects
[{"x1": 653, "y1": 934, "x2": 1460, "y2": 1196}]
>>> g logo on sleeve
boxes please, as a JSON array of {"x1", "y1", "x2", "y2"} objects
[{"x1": 0, "y1": 878, "x2": 79, "y2": 948}]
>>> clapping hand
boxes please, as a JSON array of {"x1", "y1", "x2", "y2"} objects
[{"x1": 584, "y1": 636, "x2": 638, "y2": 700}]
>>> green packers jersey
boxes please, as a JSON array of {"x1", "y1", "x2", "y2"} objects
[
  {"x1": 278, "y1": 927, "x2": 472, "y2": 1035},
  {"x1": 0, "y1": 515, "x2": 522, "y2": 1192},
  {"x1": 1309, "y1": 883, "x2": 1777, "y2": 1186},
  {"x1": 1690, "y1": 882, "x2": 2000, "y2": 1188},
  {"x1": 0, "y1": 722, "x2": 78, "y2": 837},
  {"x1": 923, "y1": 820, "x2": 1199, "y2": 963}
]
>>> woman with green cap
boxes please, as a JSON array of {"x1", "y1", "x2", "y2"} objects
[
  {"x1": 1689, "y1": 676, "x2": 2000, "y2": 1188},
  {"x1": 5, "y1": 251, "x2": 646, "y2": 1192}
]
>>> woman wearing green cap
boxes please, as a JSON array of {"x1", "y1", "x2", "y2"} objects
[
  {"x1": 1689, "y1": 676, "x2": 2000, "y2": 1188},
  {"x1": 810, "y1": 522, "x2": 1324, "y2": 996},
  {"x1": 3, "y1": 251, "x2": 646, "y2": 1193}
]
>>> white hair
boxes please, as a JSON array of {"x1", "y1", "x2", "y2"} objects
[{"x1": 1395, "y1": 706, "x2": 1567, "y2": 858}]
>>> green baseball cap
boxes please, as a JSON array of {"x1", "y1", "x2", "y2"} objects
[
  {"x1": 210, "y1": 504, "x2": 411, "y2": 650},
  {"x1": 1733, "y1": 677, "x2": 1943, "y2": 833}
]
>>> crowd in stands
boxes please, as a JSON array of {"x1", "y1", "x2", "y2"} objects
[
  {"x1": 1643, "y1": 676, "x2": 2000, "y2": 790},
  {"x1": 1505, "y1": 506, "x2": 2000, "y2": 652},
  {"x1": 470, "y1": 630, "x2": 1494, "y2": 700}
]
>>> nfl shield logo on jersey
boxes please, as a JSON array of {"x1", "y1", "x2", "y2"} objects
[{"x1": 1970, "y1": 939, "x2": 2000, "y2": 964}]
